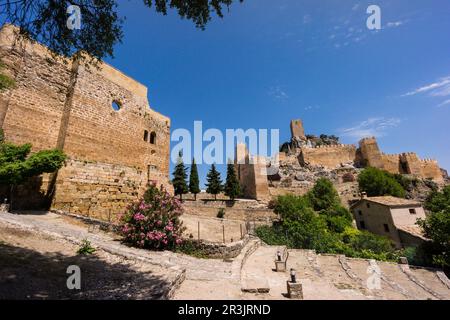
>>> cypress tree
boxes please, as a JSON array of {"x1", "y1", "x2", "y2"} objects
[
  {"x1": 172, "y1": 151, "x2": 188, "y2": 200},
  {"x1": 206, "y1": 164, "x2": 223, "y2": 200},
  {"x1": 189, "y1": 158, "x2": 200, "y2": 200},
  {"x1": 224, "y1": 161, "x2": 240, "y2": 200}
]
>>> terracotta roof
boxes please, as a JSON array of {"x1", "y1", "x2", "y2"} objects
[
  {"x1": 397, "y1": 225, "x2": 427, "y2": 240},
  {"x1": 351, "y1": 196, "x2": 422, "y2": 208}
]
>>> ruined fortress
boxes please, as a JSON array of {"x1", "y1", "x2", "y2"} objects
[
  {"x1": 235, "y1": 119, "x2": 445, "y2": 201},
  {"x1": 0, "y1": 25, "x2": 171, "y2": 219},
  {"x1": 0, "y1": 22, "x2": 446, "y2": 217}
]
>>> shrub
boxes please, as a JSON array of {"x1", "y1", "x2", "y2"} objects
[
  {"x1": 358, "y1": 167, "x2": 406, "y2": 198},
  {"x1": 273, "y1": 194, "x2": 314, "y2": 221},
  {"x1": 176, "y1": 240, "x2": 209, "y2": 259},
  {"x1": 119, "y1": 184, "x2": 185, "y2": 250},
  {"x1": 424, "y1": 185, "x2": 450, "y2": 213},
  {"x1": 307, "y1": 178, "x2": 341, "y2": 211},
  {"x1": 217, "y1": 208, "x2": 225, "y2": 219},
  {"x1": 257, "y1": 180, "x2": 400, "y2": 262},
  {"x1": 319, "y1": 205, "x2": 353, "y2": 233},
  {"x1": 417, "y1": 209, "x2": 450, "y2": 270},
  {"x1": 77, "y1": 239, "x2": 96, "y2": 255}
]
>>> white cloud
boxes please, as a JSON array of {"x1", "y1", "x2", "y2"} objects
[
  {"x1": 402, "y1": 76, "x2": 450, "y2": 107},
  {"x1": 386, "y1": 21, "x2": 405, "y2": 28},
  {"x1": 269, "y1": 86, "x2": 289, "y2": 100},
  {"x1": 304, "y1": 105, "x2": 320, "y2": 111},
  {"x1": 438, "y1": 99, "x2": 450, "y2": 107},
  {"x1": 402, "y1": 76, "x2": 450, "y2": 97},
  {"x1": 339, "y1": 117, "x2": 401, "y2": 140},
  {"x1": 352, "y1": 4, "x2": 360, "y2": 11}
]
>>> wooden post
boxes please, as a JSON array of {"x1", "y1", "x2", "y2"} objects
[
  {"x1": 222, "y1": 225, "x2": 225, "y2": 243},
  {"x1": 198, "y1": 221, "x2": 200, "y2": 241},
  {"x1": 240, "y1": 224, "x2": 243, "y2": 239}
]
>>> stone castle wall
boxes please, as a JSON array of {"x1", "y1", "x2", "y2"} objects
[
  {"x1": 0, "y1": 24, "x2": 171, "y2": 218},
  {"x1": 300, "y1": 144, "x2": 357, "y2": 168},
  {"x1": 358, "y1": 137, "x2": 385, "y2": 168},
  {"x1": 420, "y1": 159, "x2": 443, "y2": 182},
  {"x1": 381, "y1": 153, "x2": 401, "y2": 174},
  {"x1": 235, "y1": 144, "x2": 270, "y2": 201}
]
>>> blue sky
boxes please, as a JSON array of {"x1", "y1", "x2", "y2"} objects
[{"x1": 106, "y1": 0, "x2": 450, "y2": 188}]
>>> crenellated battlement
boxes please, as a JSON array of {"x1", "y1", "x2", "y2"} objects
[{"x1": 312, "y1": 144, "x2": 356, "y2": 150}]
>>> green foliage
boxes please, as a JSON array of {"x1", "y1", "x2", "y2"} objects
[
  {"x1": 0, "y1": 61, "x2": 15, "y2": 91},
  {"x1": 0, "y1": 136, "x2": 66, "y2": 186},
  {"x1": 176, "y1": 240, "x2": 210, "y2": 259},
  {"x1": 273, "y1": 194, "x2": 313, "y2": 220},
  {"x1": 358, "y1": 167, "x2": 406, "y2": 198},
  {"x1": 188, "y1": 158, "x2": 200, "y2": 198},
  {"x1": 172, "y1": 152, "x2": 188, "y2": 199},
  {"x1": 256, "y1": 179, "x2": 399, "y2": 262},
  {"x1": 2, "y1": 1, "x2": 242, "y2": 61},
  {"x1": 417, "y1": 209, "x2": 450, "y2": 269},
  {"x1": 77, "y1": 239, "x2": 96, "y2": 255},
  {"x1": 307, "y1": 178, "x2": 341, "y2": 211},
  {"x1": 224, "y1": 162, "x2": 240, "y2": 200},
  {"x1": 120, "y1": 184, "x2": 185, "y2": 250},
  {"x1": 217, "y1": 208, "x2": 225, "y2": 219},
  {"x1": 206, "y1": 164, "x2": 223, "y2": 200},
  {"x1": 424, "y1": 186, "x2": 450, "y2": 213},
  {"x1": 342, "y1": 227, "x2": 393, "y2": 253},
  {"x1": 320, "y1": 206, "x2": 353, "y2": 233}
]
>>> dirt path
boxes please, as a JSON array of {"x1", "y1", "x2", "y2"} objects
[{"x1": 0, "y1": 223, "x2": 177, "y2": 299}]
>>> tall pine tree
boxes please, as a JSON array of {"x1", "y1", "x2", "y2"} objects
[
  {"x1": 172, "y1": 151, "x2": 188, "y2": 200},
  {"x1": 224, "y1": 161, "x2": 240, "y2": 200},
  {"x1": 189, "y1": 158, "x2": 200, "y2": 200},
  {"x1": 206, "y1": 164, "x2": 223, "y2": 200}
]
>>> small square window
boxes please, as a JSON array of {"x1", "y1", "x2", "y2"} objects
[
  {"x1": 409, "y1": 208, "x2": 416, "y2": 214},
  {"x1": 358, "y1": 210, "x2": 363, "y2": 216},
  {"x1": 366, "y1": 203, "x2": 370, "y2": 209},
  {"x1": 383, "y1": 224, "x2": 390, "y2": 232},
  {"x1": 360, "y1": 221, "x2": 366, "y2": 229}
]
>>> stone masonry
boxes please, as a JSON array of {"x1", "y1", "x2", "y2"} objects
[
  {"x1": 237, "y1": 119, "x2": 445, "y2": 200},
  {"x1": 0, "y1": 24, "x2": 171, "y2": 219}
]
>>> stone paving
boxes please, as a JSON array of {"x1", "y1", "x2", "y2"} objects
[{"x1": 0, "y1": 211, "x2": 449, "y2": 300}]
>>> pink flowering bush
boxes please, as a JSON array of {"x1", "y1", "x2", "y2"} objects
[{"x1": 119, "y1": 184, "x2": 185, "y2": 250}]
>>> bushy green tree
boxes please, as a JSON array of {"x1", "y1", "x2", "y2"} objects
[
  {"x1": 0, "y1": 131, "x2": 66, "y2": 186},
  {"x1": 172, "y1": 152, "x2": 188, "y2": 200},
  {"x1": 358, "y1": 167, "x2": 406, "y2": 198},
  {"x1": 0, "y1": 61, "x2": 15, "y2": 91},
  {"x1": 256, "y1": 178, "x2": 399, "y2": 261},
  {"x1": 417, "y1": 202, "x2": 450, "y2": 270},
  {"x1": 224, "y1": 161, "x2": 240, "y2": 200},
  {"x1": 320, "y1": 206, "x2": 353, "y2": 233},
  {"x1": 307, "y1": 178, "x2": 341, "y2": 211},
  {"x1": 188, "y1": 158, "x2": 200, "y2": 200},
  {"x1": 1, "y1": 0, "x2": 243, "y2": 62},
  {"x1": 206, "y1": 164, "x2": 222, "y2": 200},
  {"x1": 424, "y1": 186, "x2": 450, "y2": 213}
]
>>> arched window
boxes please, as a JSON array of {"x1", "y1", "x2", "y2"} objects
[
  {"x1": 111, "y1": 100, "x2": 121, "y2": 111},
  {"x1": 143, "y1": 130, "x2": 149, "y2": 142},
  {"x1": 150, "y1": 131, "x2": 156, "y2": 145}
]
